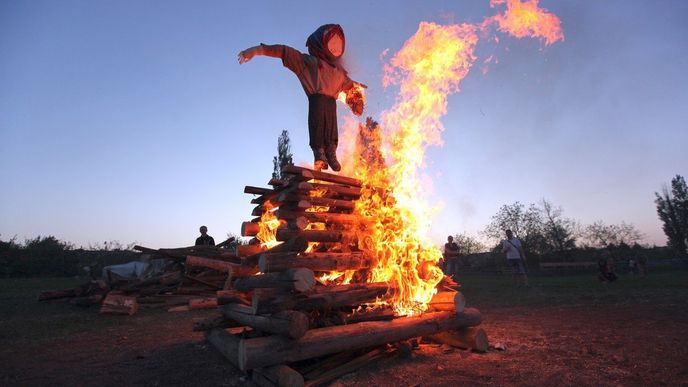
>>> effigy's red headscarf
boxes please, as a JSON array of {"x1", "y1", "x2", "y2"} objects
[{"x1": 306, "y1": 24, "x2": 346, "y2": 68}]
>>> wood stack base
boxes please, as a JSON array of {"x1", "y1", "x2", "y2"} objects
[{"x1": 198, "y1": 165, "x2": 488, "y2": 385}]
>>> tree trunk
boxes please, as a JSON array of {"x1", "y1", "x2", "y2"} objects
[
  {"x1": 238, "y1": 308, "x2": 482, "y2": 370},
  {"x1": 276, "y1": 229, "x2": 342, "y2": 243}
]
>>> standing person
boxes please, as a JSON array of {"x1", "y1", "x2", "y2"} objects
[
  {"x1": 443, "y1": 235, "x2": 460, "y2": 276},
  {"x1": 502, "y1": 229, "x2": 528, "y2": 287},
  {"x1": 195, "y1": 226, "x2": 215, "y2": 246},
  {"x1": 238, "y1": 24, "x2": 366, "y2": 171}
]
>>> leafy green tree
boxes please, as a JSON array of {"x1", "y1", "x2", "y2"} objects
[
  {"x1": 655, "y1": 175, "x2": 688, "y2": 255},
  {"x1": 272, "y1": 130, "x2": 293, "y2": 180}
]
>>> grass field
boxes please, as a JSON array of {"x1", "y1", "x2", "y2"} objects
[
  {"x1": 457, "y1": 268, "x2": 688, "y2": 308},
  {"x1": 2, "y1": 269, "x2": 687, "y2": 386}
]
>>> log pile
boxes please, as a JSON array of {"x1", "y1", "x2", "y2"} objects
[
  {"x1": 198, "y1": 165, "x2": 488, "y2": 386},
  {"x1": 38, "y1": 239, "x2": 252, "y2": 314}
]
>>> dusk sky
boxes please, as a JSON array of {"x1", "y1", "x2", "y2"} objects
[{"x1": 1, "y1": 0, "x2": 686, "y2": 249}]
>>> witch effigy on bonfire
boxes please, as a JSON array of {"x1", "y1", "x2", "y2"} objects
[{"x1": 238, "y1": 24, "x2": 366, "y2": 172}]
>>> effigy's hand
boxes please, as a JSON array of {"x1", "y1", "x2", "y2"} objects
[{"x1": 237, "y1": 49, "x2": 254, "y2": 64}]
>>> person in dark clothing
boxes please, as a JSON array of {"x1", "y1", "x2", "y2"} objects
[
  {"x1": 195, "y1": 226, "x2": 215, "y2": 246},
  {"x1": 443, "y1": 235, "x2": 460, "y2": 276},
  {"x1": 238, "y1": 24, "x2": 366, "y2": 171},
  {"x1": 598, "y1": 256, "x2": 617, "y2": 282}
]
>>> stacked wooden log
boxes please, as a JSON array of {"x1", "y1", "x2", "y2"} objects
[{"x1": 198, "y1": 165, "x2": 488, "y2": 386}]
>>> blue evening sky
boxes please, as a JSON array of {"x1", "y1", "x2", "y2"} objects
[{"x1": 1, "y1": 1, "x2": 686, "y2": 248}]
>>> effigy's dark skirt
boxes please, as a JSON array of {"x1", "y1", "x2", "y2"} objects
[{"x1": 308, "y1": 94, "x2": 338, "y2": 150}]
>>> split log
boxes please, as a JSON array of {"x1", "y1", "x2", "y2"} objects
[
  {"x1": 233, "y1": 268, "x2": 315, "y2": 293},
  {"x1": 252, "y1": 284, "x2": 388, "y2": 315},
  {"x1": 241, "y1": 221, "x2": 261, "y2": 237},
  {"x1": 275, "y1": 210, "x2": 367, "y2": 224},
  {"x1": 184, "y1": 274, "x2": 222, "y2": 290},
  {"x1": 38, "y1": 288, "x2": 79, "y2": 301},
  {"x1": 189, "y1": 297, "x2": 218, "y2": 310},
  {"x1": 193, "y1": 314, "x2": 242, "y2": 332},
  {"x1": 281, "y1": 165, "x2": 362, "y2": 187},
  {"x1": 303, "y1": 348, "x2": 389, "y2": 387},
  {"x1": 216, "y1": 289, "x2": 251, "y2": 305},
  {"x1": 205, "y1": 328, "x2": 241, "y2": 368},
  {"x1": 245, "y1": 186, "x2": 274, "y2": 195},
  {"x1": 236, "y1": 244, "x2": 264, "y2": 257},
  {"x1": 253, "y1": 365, "x2": 304, "y2": 387},
  {"x1": 278, "y1": 192, "x2": 356, "y2": 210},
  {"x1": 259, "y1": 252, "x2": 371, "y2": 273},
  {"x1": 276, "y1": 229, "x2": 342, "y2": 243},
  {"x1": 186, "y1": 255, "x2": 232, "y2": 273},
  {"x1": 220, "y1": 304, "x2": 310, "y2": 339},
  {"x1": 238, "y1": 308, "x2": 482, "y2": 370},
  {"x1": 428, "y1": 327, "x2": 488, "y2": 353},
  {"x1": 294, "y1": 181, "x2": 361, "y2": 199},
  {"x1": 100, "y1": 293, "x2": 138, "y2": 315},
  {"x1": 428, "y1": 291, "x2": 465, "y2": 314},
  {"x1": 242, "y1": 237, "x2": 308, "y2": 267},
  {"x1": 186, "y1": 256, "x2": 258, "y2": 278},
  {"x1": 68, "y1": 294, "x2": 104, "y2": 306},
  {"x1": 344, "y1": 306, "x2": 396, "y2": 324},
  {"x1": 293, "y1": 197, "x2": 355, "y2": 211}
]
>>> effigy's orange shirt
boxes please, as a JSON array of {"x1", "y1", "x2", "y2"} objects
[{"x1": 280, "y1": 45, "x2": 353, "y2": 98}]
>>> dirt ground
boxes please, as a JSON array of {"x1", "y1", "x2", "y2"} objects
[
  {"x1": 0, "y1": 277, "x2": 688, "y2": 386},
  {"x1": 3, "y1": 300, "x2": 688, "y2": 386}
]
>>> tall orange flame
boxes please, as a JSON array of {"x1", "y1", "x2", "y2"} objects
[
  {"x1": 343, "y1": 0, "x2": 563, "y2": 316},
  {"x1": 487, "y1": 0, "x2": 564, "y2": 45},
  {"x1": 256, "y1": 201, "x2": 282, "y2": 249}
]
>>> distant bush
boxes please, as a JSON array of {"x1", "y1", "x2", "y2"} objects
[{"x1": 0, "y1": 236, "x2": 138, "y2": 278}]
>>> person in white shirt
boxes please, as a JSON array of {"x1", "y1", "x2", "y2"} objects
[{"x1": 502, "y1": 229, "x2": 528, "y2": 287}]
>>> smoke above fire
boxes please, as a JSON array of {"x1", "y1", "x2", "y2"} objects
[{"x1": 341, "y1": 0, "x2": 563, "y2": 315}]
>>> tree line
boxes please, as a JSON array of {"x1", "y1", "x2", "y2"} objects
[{"x1": 452, "y1": 174, "x2": 688, "y2": 258}]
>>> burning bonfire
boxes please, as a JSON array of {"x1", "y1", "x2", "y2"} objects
[{"x1": 198, "y1": 0, "x2": 563, "y2": 383}]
